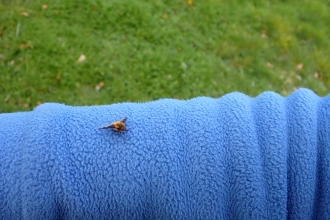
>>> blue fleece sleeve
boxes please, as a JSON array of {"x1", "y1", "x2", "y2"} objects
[{"x1": 1, "y1": 88, "x2": 329, "y2": 219}]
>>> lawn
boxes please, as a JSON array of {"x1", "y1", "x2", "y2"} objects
[{"x1": 1, "y1": 0, "x2": 329, "y2": 112}]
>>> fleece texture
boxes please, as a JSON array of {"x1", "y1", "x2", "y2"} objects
[{"x1": 0, "y1": 88, "x2": 330, "y2": 219}]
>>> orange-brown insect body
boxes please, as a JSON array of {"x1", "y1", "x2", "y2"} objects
[{"x1": 99, "y1": 117, "x2": 127, "y2": 132}]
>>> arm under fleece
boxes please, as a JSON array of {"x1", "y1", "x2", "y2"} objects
[{"x1": 1, "y1": 88, "x2": 330, "y2": 219}]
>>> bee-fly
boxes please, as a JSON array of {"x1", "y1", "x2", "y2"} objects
[{"x1": 98, "y1": 117, "x2": 127, "y2": 132}]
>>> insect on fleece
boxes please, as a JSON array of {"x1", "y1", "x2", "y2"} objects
[{"x1": 99, "y1": 117, "x2": 127, "y2": 132}]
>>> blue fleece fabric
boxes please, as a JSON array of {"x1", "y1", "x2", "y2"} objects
[{"x1": 1, "y1": 88, "x2": 330, "y2": 219}]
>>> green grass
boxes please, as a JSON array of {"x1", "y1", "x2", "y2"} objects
[{"x1": 1, "y1": 0, "x2": 329, "y2": 112}]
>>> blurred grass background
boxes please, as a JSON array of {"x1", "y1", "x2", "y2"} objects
[{"x1": 0, "y1": 0, "x2": 329, "y2": 112}]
